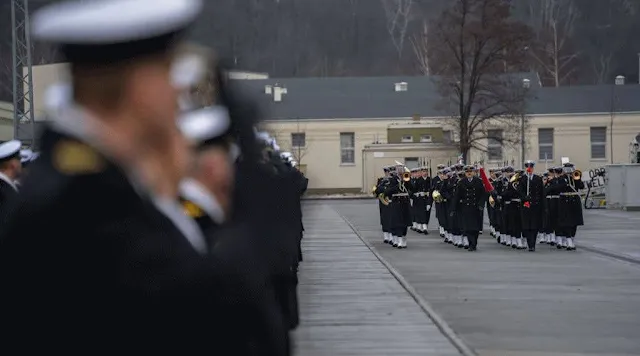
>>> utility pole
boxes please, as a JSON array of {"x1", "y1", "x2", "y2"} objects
[
  {"x1": 521, "y1": 79, "x2": 530, "y2": 168},
  {"x1": 11, "y1": 0, "x2": 36, "y2": 147}
]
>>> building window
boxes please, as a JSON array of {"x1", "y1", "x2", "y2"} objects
[
  {"x1": 291, "y1": 132, "x2": 305, "y2": 147},
  {"x1": 401, "y1": 135, "x2": 413, "y2": 143},
  {"x1": 487, "y1": 129, "x2": 503, "y2": 161},
  {"x1": 405, "y1": 157, "x2": 419, "y2": 169},
  {"x1": 420, "y1": 134, "x2": 432, "y2": 143},
  {"x1": 340, "y1": 132, "x2": 355, "y2": 164},
  {"x1": 443, "y1": 130, "x2": 452, "y2": 144},
  {"x1": 538, "y1": 128, "x2": 554, "y2": 161},
  {"x1": 590, "y1": 127, "x2": 607, "y2": 159}
]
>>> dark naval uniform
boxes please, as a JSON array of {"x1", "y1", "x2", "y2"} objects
[
  {"x1": 375, "y1": 167, "x2": 393, "y2": 243},
  {"x1": 555, "y1": 163, "x2": 584, "y2": 250},
  {"x1": 383, "y1": 172, "x2": 413, "y2": 248},
  {"x1": 452, "y1": 169, "x2": 486, "y2": 251},
  {"x1": 411, "y1": 168, "x2": 431, "y2": 233},
  {"x1": 517, "y1": 165, "x2": 545, "y2": 251}
]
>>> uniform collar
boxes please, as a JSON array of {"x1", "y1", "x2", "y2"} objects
[
  {"x1": 50, "y1": 103, "x2": 149, "y2": 197},
  {"x1": 0, "y1": 172, "x2": 18, "y2": 191},
  {"x1": 179, "y1": 178, "x2": 225, "y2": 225},
  {"x1": 151, "y1": 195, "x2": 208, "y2": 254}
]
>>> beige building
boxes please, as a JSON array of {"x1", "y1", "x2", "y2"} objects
[
  {"x1": 244, "y1": 76, "x2": 640, "y2": 194},
  {"x1": 26, "y1": 64, "x2": 640, "y2": 193}
]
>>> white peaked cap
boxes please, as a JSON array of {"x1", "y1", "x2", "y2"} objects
[
  {"x1": 177, "y1": 106, "x2": 231, "y2": 145},
  {"x1": 0, "y1": 140, "x2": 22, "y2": 160},
  {"x1": 44, "y1": 83, "x2": 72, "y2": 114},
  {"x1": 20, "y1": 149, "x2": 33, "y2": 163},
  {"x1": 32, "y1": 0, "x2": 203, "y2": 44},
  {"x1": 281, "y1": 152, "x2": 293, "y2": 159},
  {"x1": 171, "y1": 54, "x2": 207, "y2": 90},
  {"x1": 272, "y1": 143, "x2": 280, "y2": 151}
]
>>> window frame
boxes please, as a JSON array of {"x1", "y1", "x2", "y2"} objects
[
  {"x1": 419, "y1": 134, "x2": 432, "y2": 143},
  {"x1": 487, "y1": 129, "x2": 503, "y2": 161},
  {"x1": 401, "y1": 134, "x2": 413, "y2": 143},
  {"x1": 339, "y1": 132, "x2": 356, "y2": 165},
  {"x1": 538, "y1": 128, "x2": 554, "y2": 161},
  {"x1": 291, "y1": 132, "x2": 306, "y2": 148},
  {"x1": 590, "y1": 126, "x2": 607, "y2": 159}
]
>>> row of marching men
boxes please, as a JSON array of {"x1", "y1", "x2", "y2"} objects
[
  {"x1": 486, "y1": 161, "x2": 584, "y2": 251},
  {"x1": 375, "y1": 160, "x2": 586, "y2": 253},
  {"x1": 0, "y1": 0, "x2": 306, "y2": 353}
]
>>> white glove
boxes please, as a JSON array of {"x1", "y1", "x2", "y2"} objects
[{"x1": 426, "y1": 205, "x2": 431, "y2": 211}]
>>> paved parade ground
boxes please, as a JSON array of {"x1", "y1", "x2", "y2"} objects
[{"x1": 295, "y1": 199, "x2": 640, "y2": 356}]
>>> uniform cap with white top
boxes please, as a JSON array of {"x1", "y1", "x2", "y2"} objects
[
  {"x1": 32, "y1": 0, "x2": 204, "y2": 89},
  {"x1": 0, "y1": 140, "x2": 23, "y2": 162}
]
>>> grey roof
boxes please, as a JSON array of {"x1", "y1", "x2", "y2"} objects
[{"x1": 233, "y1": 73, "x2": 640, "y2": 120}]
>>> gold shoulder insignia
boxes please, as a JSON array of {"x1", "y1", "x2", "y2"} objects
[
  {"x1": 52, "y1": 140, "x2": 105, "y2": 175},
  {"x1": 182, "y1": 200, "x2": 205, "y2": 218}
]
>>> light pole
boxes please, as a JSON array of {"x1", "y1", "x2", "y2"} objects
[{"x1": 521, "y1": 79, "x2": 530, "y2": 168}]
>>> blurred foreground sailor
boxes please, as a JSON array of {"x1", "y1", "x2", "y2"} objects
[
  {"x1": 0, "y1": 0, "x2": 281, "y2": 353},
  {"x1": 178, "y1": 106, "x2": 236, "y2": 236},
  {"x1": 0, "y1": 140, "x2": 22, "y2": 198}
]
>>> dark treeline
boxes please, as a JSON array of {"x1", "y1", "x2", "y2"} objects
[{"x1": 2, "y1": 0, "x2": 640, "y2": 101}]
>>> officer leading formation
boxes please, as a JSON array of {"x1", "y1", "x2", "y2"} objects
[
  {"x1": 374, "y1": 159, "x2": 586, "y2": 252},
  {"x1": 0, "y1": 0, "x2": 306, "y2": 354}
]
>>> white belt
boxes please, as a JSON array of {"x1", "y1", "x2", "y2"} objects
[
  {"x1": 413, "y1": 192, "x2": 426, "y2": 197},
  {"x1": 547, "y1": 195, "x2": 559, "y2": 199},
  {"x1": 511, "y1": 199, "x2": 521, "y2": 202},
  {"x1": 393, "y1": 193, "x2": 409, "y2": 197},
  {"x1": 561, "y1": 192, "x2": 579, "y2": 196}
]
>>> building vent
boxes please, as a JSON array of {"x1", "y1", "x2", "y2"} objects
[
  {"x1": 265, "y1": 85, "x2": 272, "y2": 94},
  {"x1": 522, "y1": 78, "x2": 531, "y2": 88},
  {"x1": 615, "y1": 75, "x2": 625, "y2": 85},
  {"x1": 395, "y1": 82, "x2": 408, "y2": 92}
]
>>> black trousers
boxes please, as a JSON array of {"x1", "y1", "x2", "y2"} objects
[
  {"x1": 465, "y1": 230, "x2": 479, "y2": 249},
  {"x1": 523, "y1": 229, "x2": 537, "y2": 249}
]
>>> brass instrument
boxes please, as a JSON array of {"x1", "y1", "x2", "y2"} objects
[
  {"x1": 489, "y1": 195, "x2": 495, "y2": 207},
  {"x1": 378, "y1": 193, "x2": 391, "y2": 205},
  {"x1": 371, "y1": 184, "x2": 378, "y2": 195},
  {"x1": 402, "y1": 172, "x2": 411, "y2": 182},
  {"x1": 572, "y1": 169, "x2": 582, "y2": 180},
  {"x1": 509, "y1": 172, "x2": 520, "y2": 189},
  {"x1": 509, "y1": 172, "x2": 520, "y2": 183},
  {"x1": 432, "y1": 190, "x2": 443, "y2": 203}
]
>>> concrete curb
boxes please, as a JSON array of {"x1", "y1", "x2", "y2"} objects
[
  {"x1": 336, "y1": 211, "x2": 478, "y2": 356},
  {"x1": 302, "y1": 195, "x2": 374, "y2": 201},
  {"x1": 579, "y1": 244, "x2": 640, "y2": 266}
]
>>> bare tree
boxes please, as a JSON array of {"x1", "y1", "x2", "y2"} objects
[
  {"x1": 430, "y1": 0, "x2": 533, "y2": 163},
  {"x1": 411, "y1": 20, "x2": 432, "y2": 75},
  {"x1": 381, "y1": 0, "x2": 414, "y2": 58},
  {"x1": 591, "y1": 53, "x2": 613, "y2": 85},
  {"x1": 524, "y1": 0, "x2": 579, "y2": 87}
]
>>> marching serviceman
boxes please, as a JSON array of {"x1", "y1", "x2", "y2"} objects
[
  {"x1": 383, "y1": 164, "x2": 413, "y2": 248},
  {"x1": 542, "y1": 167, "x2": 559, "y2": 245},
  {"x1": 501, "y1": 166, "x2": 524, "y2": 249},
  {"x1": 554, "y1": 162, "x2": 585, "y2": 250},
  {"x1": 432, "y1": 164, "x2": 446, "y2": 237},
  {"x1": 410, "y1": 168, "x2": 420, "y2": 231},
  {"x1": 375, "y1": 166, "x2": 393, "y2": 244},
  {"x1": 411, "y1": 167, "x2": 430, "y2": 234},
  {"x1": 518, "y1": 160, "x2": 545, "y2": 252},
  {"x1": 452, "y1": 165, "x2": 486, "y2": 251},
  {"x1": 440, "y1": 168, "x2": 457, "y2": 244}
]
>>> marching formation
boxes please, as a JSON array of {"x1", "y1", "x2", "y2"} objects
[{"x1": 374, "y1": 159, "x2": 586, "y2": 253}]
